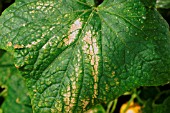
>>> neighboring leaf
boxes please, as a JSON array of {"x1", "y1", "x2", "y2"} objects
[
  {"x1": 0, "y1": 0, "x2": 170, "y2": 112},
  {"x1": 156, "y1": 0, "x2": 170, "y2": 9},
  {"x1": 153, "y1": 96, "x2": 170, "y2": 113},
  {"x1": 0, "y1": 51, "x2": 14, "y2": 85},
  {"x1": 0, "y1": 52, "x2": 32, "y2": 113},
  {"x1": 142, "y1": 95, "x2": 170, "y2": 113},
  {"x1": 141, "y1": 85, "x2": 170, "y2": 113},
  {"x1": 1, "y1": 75, "x2": 32, "y2": 113}
]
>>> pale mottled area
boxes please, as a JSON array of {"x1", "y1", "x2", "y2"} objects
[
  {"x1": 64, "y1": 18, "x2": 83, "y2": 45},
  {"x1": 82, "y1": 30, "x2": 99, "y2": 102}
]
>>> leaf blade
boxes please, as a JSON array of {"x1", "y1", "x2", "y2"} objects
[{"x1": 0, "y1": 0, "x2": 170, "y2": 112}]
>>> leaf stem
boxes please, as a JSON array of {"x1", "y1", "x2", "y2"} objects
[
  {"x1": 107, "y1": 99, "x2": 118, "y2": 113},
  {"x1": 122, "y1": 90, "x2": 137, "y2": 113},
  {"x1": 110, "y1": 99, "x2": 118, "y2": 113}
]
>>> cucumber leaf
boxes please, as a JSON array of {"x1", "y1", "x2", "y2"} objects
[{"x1": 0, "y1": 0, "x2": 170, "y2": 112}]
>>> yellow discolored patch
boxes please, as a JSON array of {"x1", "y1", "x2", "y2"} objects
[
  {"x1": 105, "y1": 84, "x2": 109, "y2": 92},
  {"x1": 16, "y1": 98, "x2": 20, "y2": 103},
  {"x1": 83, "y1": 31, "x2": 92, "y2": 44},
  {"x1": 54, "y1": 100, "x2": 63, "y2": 112},
  {"x1": 7, "y1": 42, "x2": 12, "y2": 46},
  {"x1": 112, "y1": 71, "x2": 115, "y2": 76},
  {"x1": 14, "y1": 64, "x2": 20, "y2": 69},
  {"x1": 64, "y1": 103, "x2": 75, "y2": 112},
  {"x1": 114, "y1": 78, "x2": 119, "y2": 85},
  {"x1": 14, "y1": 44, "x2": 24, "y2": 49},
  {"x1": 114, "y1": 78, "x2": 118, "y2": 81},
  {"x1": 67, "y1": 85, "x2": 71, "y2": 91},
  {"x1": 82, "y1": 30, "x2": 99, "y2": 101},
  {"x1": 51, "y1": 109, "x2": 56, "y2": 113},
  {"x1": 64, "y1": 18, "x2": 82, "y2": 45},
  {"x1": 82, "y1": 99, "x2": 90, "y2": 110},
  {"x1": 63, "y1": 84, "x2": 78, "y2": 112},
  {"x1": 26, "y1": 39, "x2": 41, "y2": 48},
  {"x1": 116, "y1": 82, "x2": 119, "y2": 85},
  {"x1": 72, "y1": 81, "x2": 77, "y2": 90},
  {"x1": 63, "y1": 92, "x2": 71, "y2": 103},
  {"x1": 33, "y1": 89, "x2": 37, "y2": 92},
  {"x1": 86, "y1": 109, "x2": 93, "y2": 113}
]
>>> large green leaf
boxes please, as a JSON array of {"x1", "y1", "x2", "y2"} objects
[
  {"x1": 0, "y1": 52, "x2": 32, "y2": 113},
  {"x1": 0, "y1": 0, "x2": 170, "y2": 112}
]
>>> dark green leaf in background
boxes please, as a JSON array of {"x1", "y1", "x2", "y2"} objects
[
  {"x1": 142, "y1": 92, "x2": 170, "y2": 113},
  {"x1": 156, "y1": 0, "x2": 170, "y2": 9},
  {"x1": 0, "y1": 0, "x2": 170, "y2": 112},
  {"x1": 156, "y1": 0, "x2": 170, "y2": 25},
  {"x1": 0, "y1": 51, "x2": 32, "y2": 113},
  {"x1": 153, "y1": 96, "x2": 170, "y2": 113}
]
